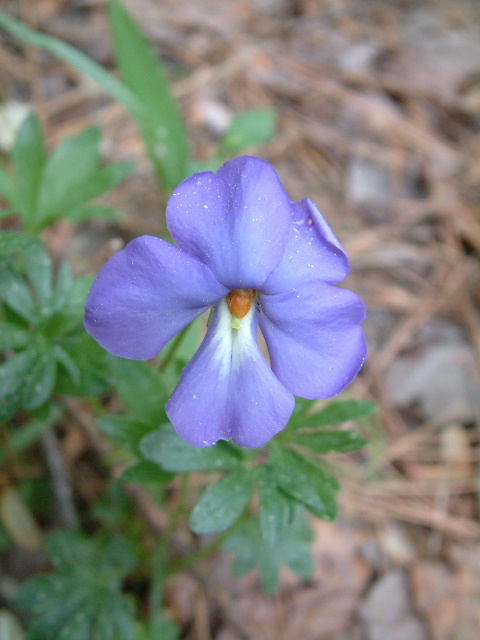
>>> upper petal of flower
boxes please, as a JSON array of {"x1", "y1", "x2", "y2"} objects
[
  {"x1": 166, "y1": 299, "x2": 295, "y2": 448},
  {"x1": 262, "y1": 198, "x2": 350, "y2": 294},
  {"x1": 259, "y1": 282, "x2": 367, "y2": 399},
  {"x1": 166, "y1": 156, "x2": 291, "y2": 289},
  {"x1": 84, "y1": 236, "x2": 228, "y2": 360}
]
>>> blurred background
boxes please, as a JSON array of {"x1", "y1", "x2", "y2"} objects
[{"x1": 1, "y1": 0, "x2": 479, "y2": 638}]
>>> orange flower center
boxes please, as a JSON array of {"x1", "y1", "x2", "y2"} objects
[{"x1": 226, "y1": 289, "x2": 256, "y2": 319}]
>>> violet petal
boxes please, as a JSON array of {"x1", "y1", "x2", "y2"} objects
[
  {"x1": 166, "y1": 299, "x2": 295, "y2": 448},
  {"x1": 166, "y1": 156, "x2": 291, "y2": 289},
  {"x1": 259, "y1": 282, "x2": 367, "y2": 399},
  {"x1": 262, "y1": 198, "x2": 350, "y2": 294},
  {"x1": 84, "y1": 236, "x2": 227, "y2": 359}
]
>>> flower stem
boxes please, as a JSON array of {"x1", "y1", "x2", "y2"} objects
[
  {"x1": 167, "y1": 524, "x2": 237, "y2": 576},
  {"x1": 159, "y1": 324, "x2": 191, "y2": 372}
]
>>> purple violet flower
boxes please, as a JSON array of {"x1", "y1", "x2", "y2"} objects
[{"x1": 84, "y1": 156, "x2": 366, "y2": 448}]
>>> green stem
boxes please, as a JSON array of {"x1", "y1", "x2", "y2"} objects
[
  {"x1": 159, "y1": 325, "x2": 190, "y2": 373},
  {"x1": 167, "y1": 524, "x2": 236, "y2": 576}
]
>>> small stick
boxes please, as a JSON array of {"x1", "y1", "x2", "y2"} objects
[{"x1": 41, "y1": 426, "x2": 79, "y2": 529}]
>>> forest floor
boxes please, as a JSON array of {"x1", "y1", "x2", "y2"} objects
[{"x1": 1, "y1": 0, "x2": 480, "y2": 638}]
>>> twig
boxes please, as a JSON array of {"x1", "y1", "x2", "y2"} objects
[{"x1": 41, "y1": 425, "x2": 79, "y2": 529}]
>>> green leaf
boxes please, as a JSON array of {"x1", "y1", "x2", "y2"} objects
[
  {"x1": 140, "y1": 423, "x2": 243, "y2": 472},
  {"x1": 220, "y1": 108, "x2": 277, "y2": 154},
  {"x1": 107, "y1": 356, "x2": 169, "y2": 424},
  {"x1": 49, "y1": 275, "x2": 93, "y2": 337},
  {"x1": 61, "y1": 274, "x2": 93, "y2": 315},
  {"x1": 269, "y1": 448, "x2": 339, "y2": 521},
  {"x1": 16, "y1": 531, "x2": 136, "y2": 640},
  {"x1": 294, "y1": 429, "x2": 368, "y2": 453},
  {"x1": 0, "y1": 231, "x2": 41, "y2": 257},
  {"x1": 0, "y1": 10, "x2": 185, "y2": 190},
  {"x1": 291, "y1": 399, "x2": 377, "y2": 430},
  {"x1": 108, "y1": 0, "x2": 188, "y2": 188},
  {"x1": 22, "y1": 345, "x2": 57, "y2": 411},
  {"x1": 52, "y1": 262, "x2": 73, "y2": 312},
  {"x1": 190, "y1": 468, "x2": 253, "y2": 534},
  {"x1": 77, "y1": 159, "x2": 133, "y2": 202},
  {"x1": 0, "y1": 321, "x2": 30, "y2": 351},
  {"x1": 119, "y1": 460, "x2": 173, "y2": 485},
  {"x1": 98, "y1": 415, "x2": 156, "y2": 456},
  {"x1": 55, "y1": 333, "x2": 108, "y2": 396},
  {"x1": 223, "y1": 511, "x2": 314, "y2": 593},
  {"x1": 0, "y1": 163, "x2": 19, "y2": 206},
  {"x1": 52, "y1": 344, "x2": 80, "y2": 386},
  {"x1": 0, "y1": 395, "x2": 21, "y2": 425},
  {"x1": 0, "y1": 349, "x2": 36, "y2": 399},
  {"x1": 148, "y1": 617, "x2": 180, "y2": 640},
  {"x1": 12, "y1": 112, "x2": 45, "y2": 222},
  {"x1": 36, "y1": 128, "x2": 101, "y2": 224},
  {"x1": 0, "y1": 12, "x2": 140, "y2": 115},
  {"x1": 0, "y1": 523, "x2": 11, "y2": 550},
  {"x1": 257, "y1": 466, "x2": 293, "y2": 547},
  {"x1": 0, "y1": 268, "x2": 37, "y2": 323},
  {"x1": 0, "y1": 404, "x2": 61, "y2": 464},
  {"x1": 23, "y1": 243, "x2": 53, "y2": 310}
]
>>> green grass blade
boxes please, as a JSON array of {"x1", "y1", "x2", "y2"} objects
[
  {"x1": 108, "y1": 0, "x2": 188, "y2": 188},
  {"x1": 0, "y1": 12, "x2": 143, "y2": 120}
]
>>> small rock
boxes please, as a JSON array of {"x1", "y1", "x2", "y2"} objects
[
  {"x1": 361, "y1": 570, "x2": 428, "y2": 640},
  {"x1": 339, "y1": 42, "x2": 379, "y2": 74},
  {"x1": 385, "y1": 343, "x2": 480, "y2": 424},
  {"x1": 377, "y1": 523, "x2": 416, "y2": 566}
]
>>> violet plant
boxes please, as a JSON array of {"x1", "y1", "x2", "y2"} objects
[
  {"x1": 85, "y1": 156, "x2": 367, "y2": 448},
  {"x1": 0, "y1": 2, "x2": 374, "y2": 638}
]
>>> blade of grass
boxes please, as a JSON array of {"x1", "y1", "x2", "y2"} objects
[
  {"x1": 0, "y1": 12, "x2": 141, "y2": 114},
  {"x1": 108, "y1": 0, "x2": 188, "y2": 188},
  {"x1": 0, "y1": 8, "x2": 188, "y2": 190}
]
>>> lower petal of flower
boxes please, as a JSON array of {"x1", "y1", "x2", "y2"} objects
[
  {"x1": 166, "y1": 298, "x2": 295, "y2": 448},
  {"x1": 259, "y1": 282, "x2": 367, "y2": 399}
]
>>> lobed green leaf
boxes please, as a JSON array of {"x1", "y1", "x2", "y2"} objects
[
  {"x1": 0, "y1": 231, "x2": 41, "y2": 258},
  {"x1": 0, "y1": 321, "x2": 31, "y2": 351},
  {"x1": 15, "y1": 531, "x2": 137, "y2": 640},
  {"x1": 140, "y1": 423, "x2": 243, "y2": 473},
  {"x1": 21, "y1": 345, "x2": 57, "y2": 411},
  {"x1": 107, "y1": 356, "x2": 169, "y2": 424},
  {"x1": 190, "y1": 468, "x2": 253, "y2": 534},
  {"x1": 268, "y1": 448, "x2": 339, "y2": 521},
  {"x1": 23, "y1": 243, "x2": 53, "y2": 311},
  {"x1": 0, "y1": 269, "x2": 37, "y2": 323},
  {"x1": 98, "y1": 415, "x2": 157, "y2": 457},
  {"x1": 119, "y1": 460, "x2": 174, "y2": 485},
  {"x1": 291, "y1": 399, "x2": 377, "y2": 431},
  {"x1": 223, "y1": 510, "x2": 314, "y2": 593},
  {"x1": 294, "y1": 429, "x2": 368, "y2": 453},
  {"x1": 257, "y1": 466, "x2": 294, "y2": 547}
]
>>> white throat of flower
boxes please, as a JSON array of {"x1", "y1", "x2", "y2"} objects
[{"x1": 212, "y1": 297, "x2": 258, "y2": 377}]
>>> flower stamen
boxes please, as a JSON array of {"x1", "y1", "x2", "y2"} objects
[{"x1": 226, "y1": 288, "x2": 256, "y2": 320}]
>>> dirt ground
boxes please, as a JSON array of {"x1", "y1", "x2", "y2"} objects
[{"x1": 1, "y1": 0, "x2": 480, "y2": 638}]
